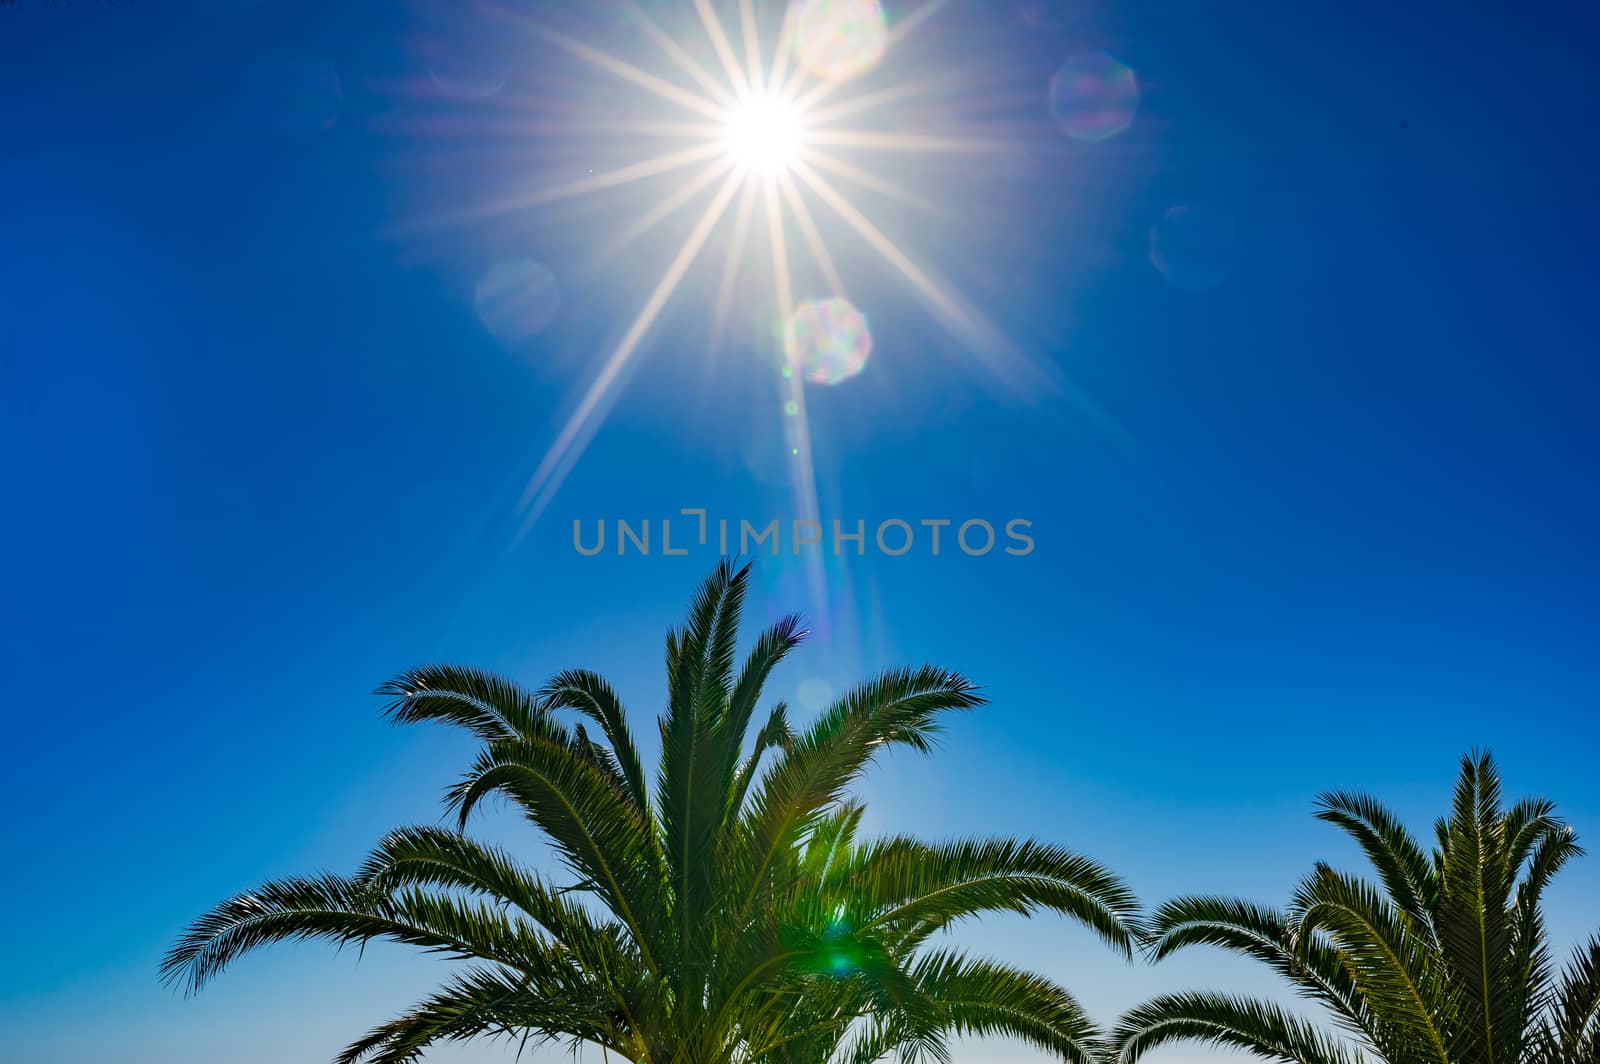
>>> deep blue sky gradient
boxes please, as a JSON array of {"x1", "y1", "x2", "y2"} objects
[{"x1": 3, "y1": 1, "x2": 1598, "y2": 1061}]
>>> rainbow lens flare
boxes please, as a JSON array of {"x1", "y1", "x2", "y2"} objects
[
  {"x1": 782, "y1": 297, "x2": 873, "y2": 385},
  {"x1": 794, "y1": 0, "x2": 890, "y2": 83},
  {"x1": 1048, "y1": 51, "x2": 1139, "y2": 142}
]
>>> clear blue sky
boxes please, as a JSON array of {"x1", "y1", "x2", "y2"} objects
[{"x1": 3, "y1": 1, "x2": 1597, "y2": 1062}]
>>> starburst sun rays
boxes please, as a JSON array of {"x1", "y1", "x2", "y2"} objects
[{"x1": 482, "y1": 0, "x2": 1048, "y2": 557}]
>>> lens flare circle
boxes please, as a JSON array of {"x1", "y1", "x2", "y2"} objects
[
  {"x1": 1150, "y1": 205, "x2": 1239, "y2": 291},
  {"x1": 724, "y1": 93, "x2": 803, "y2": 174},
  {"x1": 1048, "y1": 51, "x2": 1139, "y2": 142},
  {"x1": 783, "y1": 297, "x2": 872, "y2": 385},
  {"x1": 793, "y1": 0, "x2": 889, "y2": 83},
  {"x1": 475, "y1": 260, "x2": 561, "y2": 341},
  {"x1": 797, "y1": 677, "x2": 834, "y2": 711}
]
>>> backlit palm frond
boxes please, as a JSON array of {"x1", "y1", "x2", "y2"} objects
[
  {"x1": 446, "y1": 731, "x2": 664, "y2": 973},
  {"x1": 656, "y1": 559, "x2": 747, "y2": 1006},
  {"x1": 1144, "y1": 897, "x2": 1361, "y2": 1020},
  {"x1": 161, "y1": 873, "x2": 569, "y2": 995},
  {"x1": 1122, "y1": 753, "x2": 1596, "y2": 1064},
  {"x1": 723, "y1": 612, "x2": 808, "y2": 752},
  {"x1": 169, "y1": 565, "x2": 1132, "y2": 1064},
  {"x1": 731, "y1": 665, "x2": 984, "y2": 924},
  {"x1": 842, "y1": 836, "x2": 1139, "y2": 958},
  {"x1": 541, "y1": 668, "x2": 651, "y2": 814},
  {"x1": 1434, "y1": 752, "x2": 1521, "y2": 1064},
  {"x1": 334, "y1": 965, "x2": 623, "y2": 1064},
  {"x1": 728, "y1": 700, "x2": 794, "y2": 820},
  {"x1": 1315, "y1": 788, "x2": 1439, "y2": 936},
  {"x1": 879, "y1": 951, "x2": 1103, "y2": 1064},
  {"x1": 1291, "y1": 862, "x2": 1451, "y2": 1064},
  {"x1": 1557, "y1": 937, "x2": 1600, "y2": 1064},
  {"x1": 354, "y1": 825, "x2": 642, "y2": 976},
  {"x1": 1111, "y1": 992, "x2": 1366, "y2": 1064},
  {"x1": 378, "y1": 664, "x2": 547, "y2": 743}
]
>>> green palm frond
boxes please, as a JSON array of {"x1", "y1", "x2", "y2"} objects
[
  {"x1": 161, "y1": 873, "x2": 570, "y2": 994},
  {"x1": 166, "y1": 564, "x2": 1135, "y2": 1064},
  {"x1": 731, "y1": 665, "x2": 984, "y2": 922},
  {"x1": 353, "y1": 825, "x2": 642, "y2": 977},
  {"x1": 1120, "y1": 752, "x2": 1596, "y2": 1064},
  {"x1": 728, "y1": 700, "x2": 794, "y2": 819},
  {"x1": 724, "y1": 612, "x2": 808, "y2": 750},
  {"x1": 1315, "y1": 788, "x2": 1439, "y2": 934},
  {"x1": 335, "y1": 966, "x2": 622, "y2": 1064},
  {"x1": 1291, "y1": 862, "x2": 1450, "y2": 1064},
  {"x1": 541, "y1": 668, "x2": 650, "y2": 814},
  {"x1": 1435, "y1": 752, "x2": 1517, "y2": 1064},
  {"x1": 907, "y1": 951, "x2": 1103, "y2": 1064},
  {"x1": 656, "y1": 559, "x2": 746, "y2": 1002},
  {"x1": 844, "y1": 836, "x2": 1140, "y2": 957},
  {"x1": 1545, "y1": 936, "x2": 1600, "y2": 1064},
  {"x1": 1112, "y1": 992, "x2": 1366, "y2": 1064},
  {"x1": 377, "y1": 664, "x2": 546, "y2": 743},
  {"x1": 446, "y1": 731, "x2": 665, "y2": 972},
  {"x1": 1144, "y1": 896, "x2": 1361, "y2": 1021}
]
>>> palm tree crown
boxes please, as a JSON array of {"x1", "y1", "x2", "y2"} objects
[
  {"x1": 1113, "y1": 751, "x2": 1600, "y2": 1064},
  {"x1": 165, "y1": 561, "x2": 1141, "y2": 1064}
]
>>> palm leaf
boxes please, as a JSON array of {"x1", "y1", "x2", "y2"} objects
[
  {"x1": 167, "y1": 564, "x2": 1136, "y2": 1064},
  {"x1": 1112, "y1": 992, "x2": 1365, "y2": 1064}
]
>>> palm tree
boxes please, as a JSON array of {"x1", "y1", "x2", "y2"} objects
[
  {"x1": 165, "y1": 561, "x2": 1140, "y2": 1064},
  {"x1": 1112, "y1": 751, "x2": 1600, "y2": 1064}
]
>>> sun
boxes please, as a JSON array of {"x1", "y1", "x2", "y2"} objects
[
  {"x1": 503, "y1": 0, "x2": 1046, "y2": 562},
  {"x1": 723, "y1": 91, "x2": 803, "y2": 175}
]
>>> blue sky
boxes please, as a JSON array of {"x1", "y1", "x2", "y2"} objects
[{"x1": 3, "y1": 0, "x2": 1598, "y2": 1061}]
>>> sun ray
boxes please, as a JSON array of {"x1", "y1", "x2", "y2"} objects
[
  {"x1": 628, "y1": 5, "x2": 742, "y2": 111},
  {"x1": 693, "y1": 0, "x2": 752, "y2": 99},
  {"x1": 792, "y1": 155, "x2": 965, "y2": 327},
  {"x1": 386, "y1": 142, "x2": 725, "y2": 237},
  {"x1": 801, "y1": 79, "x2": 937, "y2": 128},
  {"x1": 712, "y1": 179, "x2": 762, "y2": 344},
  {"x1": 764, "y1": 176, "x2": 797, "y2": 319},
  {"x1": 477, "y1": 0, "x2": 1092, "y2": 539},
  {"x1": 777, "y1": 172, "x2": 846, "y2": 296},
  {"x1": 763, "y1": 176, "x2": 830, "y2": 616},
  {"x1": 535, "y1": 23, "x2": 729, "y2": 123},
  {"x1": 394, "y1": 115, "x2": 724, "y2": 140},
  {"x1": 594, "y1": 159, "x2": 737, "y2": 269},
  {"x1": 800, "y1": 147, "x2": 934, "y2": 213},
  {"x1": 738, "y1": 0, "x2": 765, "y2": 97},
  {"x1": 803, "y1": 128, "x2": 1013, "y2": 154},
  {"x1": 792, "y1": 157, "x2": 1047, "y2": 392},
  {"x1": 765, "y1": 5, "x2": 799, "y2": 97},
  {"x1": 458, "y1": 118, "x2": 725, "y2": 141},
  {"x1": 522, "y1": 143, "x2": 727, "y2": 208},
  {"x1": 516, "y1": 169, "x2": 747, "y2": 535}
]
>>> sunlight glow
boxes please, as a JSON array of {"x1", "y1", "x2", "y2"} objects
[
  {"x1": 499, "y1": 0, "x2": 1058, "y2": 567},
  {"x1": 724, "y1": 92, "x2": 803, "y2": 175}
]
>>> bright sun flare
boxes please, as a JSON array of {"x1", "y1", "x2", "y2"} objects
[
  {"x1": 723, "y1": 92, "x2": 803, "y2": 174},
  {"x1": 506, "y1": 0, "x2": 1041, "y2": 571}
]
